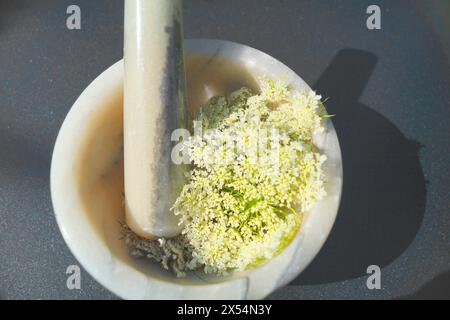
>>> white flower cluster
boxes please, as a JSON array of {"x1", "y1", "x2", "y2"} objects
[{"x1": 172, "y1": 78, "x2": 328, "y2": 274}]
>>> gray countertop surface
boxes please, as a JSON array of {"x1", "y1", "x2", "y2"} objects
[{"x1": 1, "y1": 0, "x2": 449, "y2": 299}]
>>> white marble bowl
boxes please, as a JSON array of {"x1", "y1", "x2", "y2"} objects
[{"x1": 50, "y1": 39, "x2": 343, "y2": 299}]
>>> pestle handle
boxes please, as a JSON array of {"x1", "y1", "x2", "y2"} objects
[{"x1": 124, "y1": 0, "x2": 186, "y2": 239}]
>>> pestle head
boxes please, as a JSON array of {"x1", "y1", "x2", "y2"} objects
[{"x1": 123, "y1": 0, "x2": 187, "y2": 239}]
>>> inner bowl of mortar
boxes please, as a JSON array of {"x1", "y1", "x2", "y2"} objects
[{"x1": 50, "y1": 39, "x2": 343, "y2": 299}]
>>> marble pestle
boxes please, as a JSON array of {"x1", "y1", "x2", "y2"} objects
[{"x1": 123, "y1": 0, "x2": 187, "y2": 239}]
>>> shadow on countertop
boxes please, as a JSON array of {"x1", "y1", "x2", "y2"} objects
[
  {"x1": 399, "y1": 269, "x2": 450, "y2": 300},
  {"x1": 0, "y1": 0, "x2": 39, "y2": 31},
  {"x1": 292, "y1": 49, "x2": 426, "y2": 285}
]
